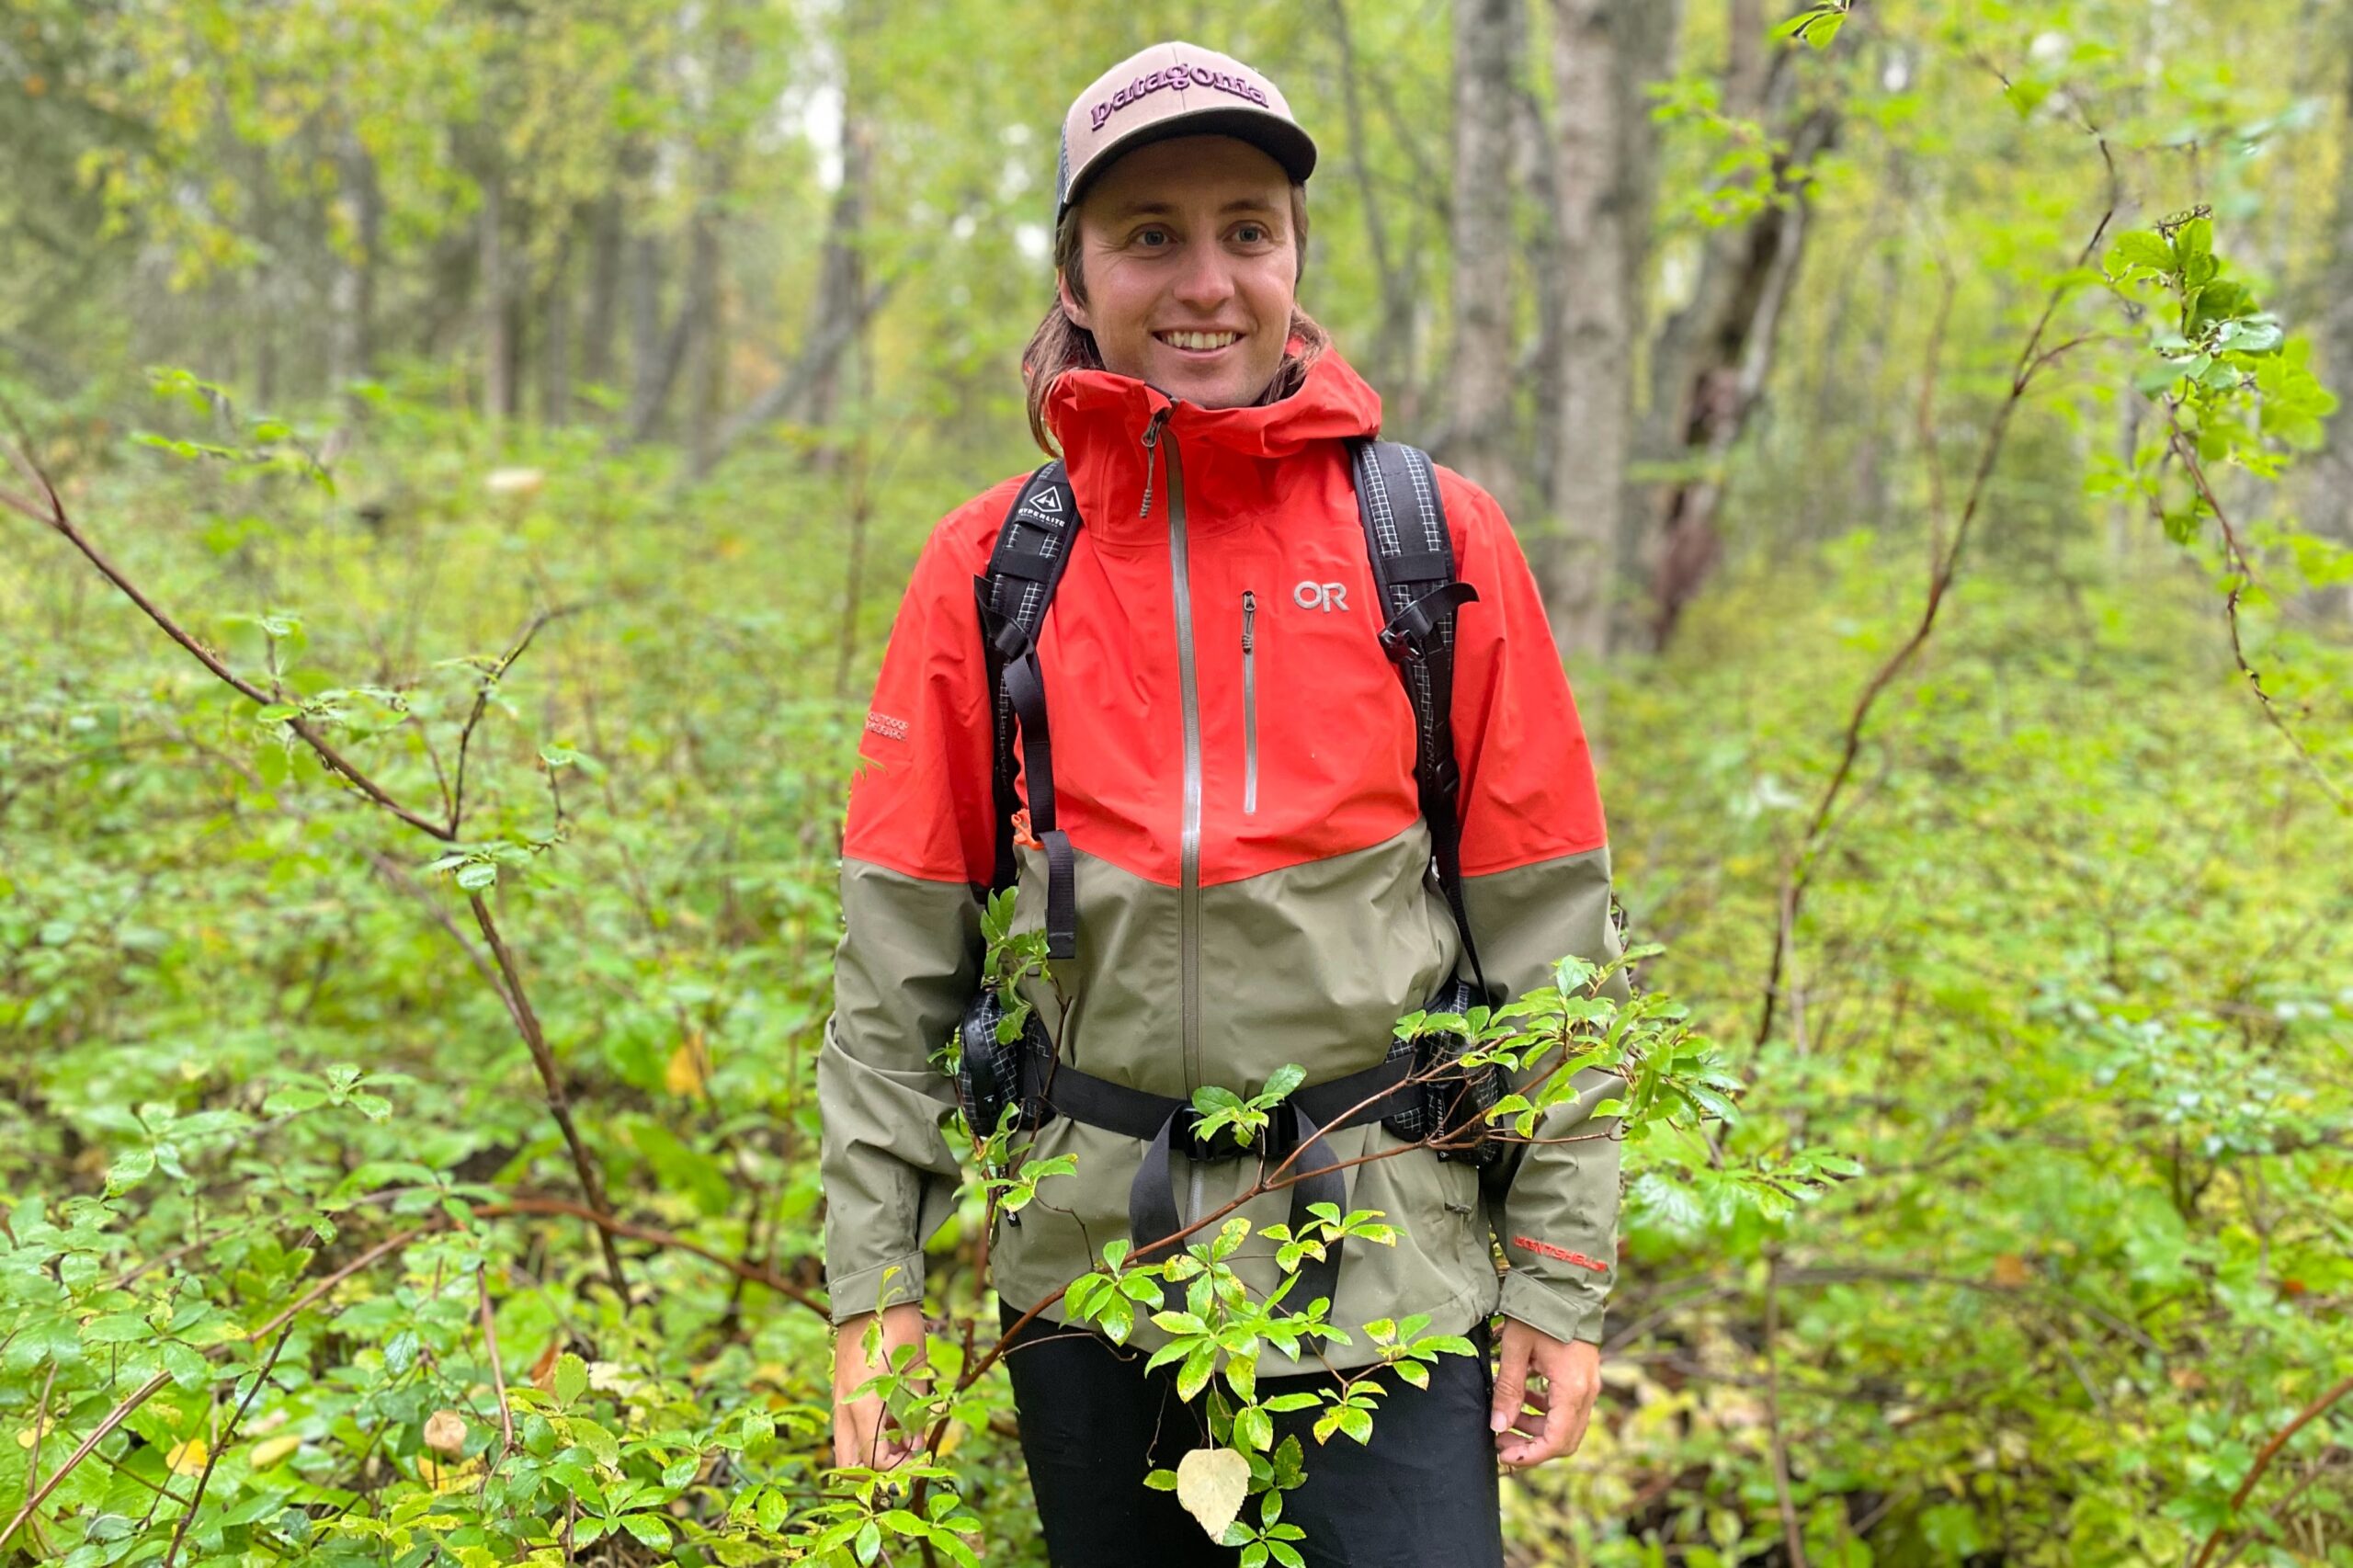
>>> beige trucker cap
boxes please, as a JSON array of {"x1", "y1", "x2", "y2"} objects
[{"x1": 1054, "y1": 41, "x2": 1318, "y2": 224}]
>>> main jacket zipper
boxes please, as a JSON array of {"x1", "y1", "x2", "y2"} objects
[
  {"x1": 1142, "y1": 407, "x2": 1204, "y2": 1113},
  {"x1": 1241, "y1": 590, "x2": 1258, "y2": 816}
]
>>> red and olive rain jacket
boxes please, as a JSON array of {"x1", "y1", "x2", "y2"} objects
[{"x1": 819, "y1": 347, "x2": 1631, "y2": 1369}]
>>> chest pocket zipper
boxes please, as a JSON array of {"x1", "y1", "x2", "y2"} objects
[{"x1": 1241, "y1": 590, "x2": 1259, "y2": 816}]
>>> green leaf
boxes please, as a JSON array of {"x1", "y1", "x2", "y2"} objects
[
  {"x1": 553, "y1": 1352, "x2": 589, "y2": 1407},
  {"x1": 620, "y1": 1514, "x2": 673, "y2": 1551},
  {"x1": 82, "y1": 1313, "x2": 153, "y2": 1345},
  {"x1": 107, "y1": 1147, "x2": 156, "y2": 1194},
  {"x1": 568, "y1": 1418, "x2": 620, "y2": 1467},
  {"x1": 1256, "y1": 1063, "x2": 1305, "y2": 1103},
  {"x1": 2108, "y1": 232, "x2": 2174, "y2": 277}
]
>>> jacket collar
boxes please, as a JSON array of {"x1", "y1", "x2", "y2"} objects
[{"x1": 1042, "y1": 347, "x2": 1384, "y2": 550}]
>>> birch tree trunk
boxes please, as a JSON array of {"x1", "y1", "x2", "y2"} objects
[
  {"x1": 1542, "y1": 0, "x2": 1678, "y2": 660},
  {"x1": 1446, "y1": 0, "x2": 1520, "y2": 513}
]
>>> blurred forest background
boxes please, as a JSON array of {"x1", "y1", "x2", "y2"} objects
[{"x1": 6, "y1": 0, "x2": 2353, "y2": 1563}]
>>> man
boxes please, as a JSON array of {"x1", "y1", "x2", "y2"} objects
[{"x1": 820, "y1": 40, "x2": 1631, "y2": 1567}]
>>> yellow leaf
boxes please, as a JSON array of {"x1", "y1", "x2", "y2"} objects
[
  {"x1": 1175, "y1": 1447, "x2": 1249, "y2": 1541},
  {"x1": 249, "y1": 1434, "x2": 301, "y2": 1468},
  {"x1": 1991, "y1": 1254, "x2": 2030, "y2": 1289},
  {"x1": 165, "y1": 1438, "x2": 209, "y2": 1476},
  {"x1": 665, "y1": 1039, "x2": 709, "y2": 1096}
]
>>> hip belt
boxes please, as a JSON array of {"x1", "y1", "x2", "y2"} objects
[{"x1": 1017, "y1": 1051, "x2": 1417, "y2": 1314}]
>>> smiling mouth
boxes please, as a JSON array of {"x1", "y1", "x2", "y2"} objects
[{"x1": 1153, "y1": 330, "x2": 1244, "y2": 353}]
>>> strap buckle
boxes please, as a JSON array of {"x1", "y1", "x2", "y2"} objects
[{"x1": 1377, "y1": 618, "x2": 1427, "y2": 665}]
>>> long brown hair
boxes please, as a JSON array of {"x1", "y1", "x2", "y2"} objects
[{"x1": 1020, "y1": 182, "x2": 1329, "y2": 455}]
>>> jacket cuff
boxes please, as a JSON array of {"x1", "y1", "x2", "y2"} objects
[
  {"x1": 824, "y1": 1251, "x2": 928, "y2": 1326},
  {"x1": 1496, "y1": 1266, "x2": 1607, "y2": 1346}
]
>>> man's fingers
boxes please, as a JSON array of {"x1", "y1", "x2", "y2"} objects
[
  {"x1": 1562, "y1": 1393, "x2": 1595, "y2": 1457},
  {"x1": 1489, "y1": 1338, "x2": 1531, "y2": 1434}
]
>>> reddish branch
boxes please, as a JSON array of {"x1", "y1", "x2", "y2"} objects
[
  {"x1": 2161, "y1": 427, "x2": 2350, "y2": 812},
  {"x1": 477, "y1": 1267, "x2": 517, "y2": 1453},
  {"x1": 467, "y1": 894, "x2": 631, "y2": 1296},
  {"x1": 1754, "y1": 153, "x2": 2120, "y2": 1048},
  {"x1": 0, "y1": 459, "x2": 455, "y2": 840},
  {"x1": 5, "y1": 440, "x2": 635, "y2": 1299},
  {"x1": 2189, "y1": 1374, "x2": 2353, "y2": 1568}
]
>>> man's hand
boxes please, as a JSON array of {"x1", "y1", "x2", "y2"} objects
[
  {"x1": 832, "y1": 1304, "x2": 929, "y2": 1469},
  {"x1": 1489, "y1": 1317, "x2": 1601, "y2": 1469}
]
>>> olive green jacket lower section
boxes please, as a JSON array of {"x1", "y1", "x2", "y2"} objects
[{"x1": 818, "y1": 833, "x2": 1629, "y2": 1369}]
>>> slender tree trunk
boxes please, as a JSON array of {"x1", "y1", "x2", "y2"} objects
[
  {"x1": 541, "y1": 227, "x2": 574, "y2": 426},
  {"x1": 627, "y1": 231, "x2": 665, "y2": 424},
  {"x1": 2309, "y1": 6, "x2": 2353, "y2": 619},
  {"x1": 582, "y1": 192, "x2": 626, "y2": 393},
  {"x1": 1515, "y1": 67, "x2": 1563, "y2": 510},
  {"x1": 1446, "y1": 0, "x2": 1520, "y2": 512},
  {"x1": 802, "y1": 25, "x2": 873, "y2": 470},
  {"x1": 677, "y1": 210, "x2": 723, "y2": 468},
  {"x1": 1331, "y1": 0, "x2": 1419, "y2": 419},
  {"x1": 481, "y1": 164, "x2": 517, "y2": 424},
  {"x1": 328, "y1": 134, "x2": 380, "y2": 391},
  {"x1": 1542, "y1": 0, "x2": 1677, "y2": 660},
  {"x1": 1610, "y1": 0, "x2": 1680, "y2": 589},
  {"x1": 623, "y1": 218, "x2": 713, "y2": 448},
  {"x1": 1637, "y1": 22, "x2": 1843, "y2": 649}
]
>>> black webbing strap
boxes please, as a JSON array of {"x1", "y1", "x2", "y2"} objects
[
  {"x1": 1023, "y1": 1052, "x2": 1415, "y2": 1312},
  {"x1": 976, "y1": 461, "x2": 1081, "y2": 955},
  {"x1": 1347, "y1": 438, "x2": 1491, "y2": 1004}
]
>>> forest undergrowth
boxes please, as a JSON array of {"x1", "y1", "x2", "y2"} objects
[{"x1": 3, "y1": 362, "x2": 2350, "y2": 1566}]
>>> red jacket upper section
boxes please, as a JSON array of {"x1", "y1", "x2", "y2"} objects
[{"x1": 845, "y1": 349, "x2": 1608, "y2": 891}]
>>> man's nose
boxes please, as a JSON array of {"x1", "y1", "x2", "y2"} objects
[{"x1": 1170, "y1": 241, "x2": 1236, "y2": 311}]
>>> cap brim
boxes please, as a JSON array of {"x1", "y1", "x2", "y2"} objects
[{"x1": 1059, "y1": 108, "x2": 1318, "y2": 220}]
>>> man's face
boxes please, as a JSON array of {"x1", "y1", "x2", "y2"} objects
[{"x1": 1059, "y1": 135, "x2": 1298, "y2": 410}]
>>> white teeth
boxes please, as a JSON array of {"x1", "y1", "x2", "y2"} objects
[{"x1": 1159, "y1": 331, "x2": 1239, "y2": 351}]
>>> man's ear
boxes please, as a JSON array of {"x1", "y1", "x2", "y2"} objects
[{"x1": 1055, "y1": 268, "x2": 1091, "y2": 333}]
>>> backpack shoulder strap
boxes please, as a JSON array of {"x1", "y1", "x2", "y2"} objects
[
  {"x1": 973, "y1": 460, "x2": 1082, "y2": 955},
  {"x1": 1347, "y1": 438, "x2": 1490, "y2": 1003}
]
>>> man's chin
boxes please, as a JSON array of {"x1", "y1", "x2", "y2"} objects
[
  {"x1": 1143, "y1": 346, "x2": 1289, "y2": 409},
  {"x1": 1156, "y1": 362, "x2": 1282, "y2": 411}
]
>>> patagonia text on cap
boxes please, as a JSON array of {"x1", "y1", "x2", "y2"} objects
[{"x1": 1054, "y1": 41, "x2": 1317, "y2": 223}]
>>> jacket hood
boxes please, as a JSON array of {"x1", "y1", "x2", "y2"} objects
[{"x1": 1041, "y1": 347, "x2": 1384, "y2": 548}]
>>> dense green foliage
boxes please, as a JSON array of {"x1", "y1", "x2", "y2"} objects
[{"x1": 9, "y1": 1, "x2": 2353, "y2": 1564}]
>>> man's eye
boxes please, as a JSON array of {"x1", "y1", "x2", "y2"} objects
[
  {"x1": 1236, "y1": 224, "x2": 1268, "y2": 244},
  {"x1": 1136, "y1": 227, "x2": 1171, "y2": 247}
]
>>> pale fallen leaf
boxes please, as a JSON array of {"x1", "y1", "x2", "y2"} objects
[
  {"x1": 1175, "y1": 1447, "x2": 1250, "y2": 1541},
  {"x1": 484, "y1": 468, "x2": 545, "y2": 497},
  {"x1": 423, "y1": 1410, "x2": 468, "y2": 1454},
  {"x1": 249, "y1": 1434, "x2": 301, "y2": 1468},
  {"x1": 165, "y1": 1438, "x2": 209, "y2": 1476}
]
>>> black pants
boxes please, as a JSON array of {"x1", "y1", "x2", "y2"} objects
[{"x1": 998, "y1": 1301, "x2": 1505, "y2": 1568}]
